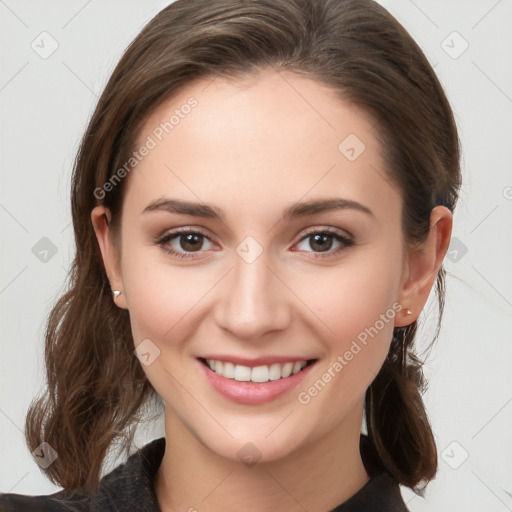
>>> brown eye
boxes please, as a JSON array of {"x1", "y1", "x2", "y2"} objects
[
  {"x1": 308, "y1": 233, "x2": 334, "y2": 252},
  {"x1": 178, "y1": 233, "x2": 204, "y2": 252},
  {"x1": 157, "y1": 229, "x2": 215, "y2": 259},
  {"x1": 294, "y1": 229, "x2": 354, "y2": 258}
]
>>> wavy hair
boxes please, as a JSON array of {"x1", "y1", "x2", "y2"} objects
[{"x1": 25, "y1": 0, "x2": 461, "y2": 496}]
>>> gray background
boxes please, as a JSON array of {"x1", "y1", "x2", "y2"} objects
[{"x1": 1, "y1": 0, "x2": 511, "y2": 510}]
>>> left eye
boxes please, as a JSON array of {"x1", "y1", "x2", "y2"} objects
[{"x1": 294, "y1": 229, "x2": 353, "y2": 257}]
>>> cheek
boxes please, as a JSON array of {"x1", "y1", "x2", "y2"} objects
[
  {"x1": 292, "y1": 249, "x2": 401, "y2": 406},
  {"x1": 121, "y1": 247, "x2": 213, "y2": 343},
  {"x1": 120, "y1": 250, "x2": 209, "y2": 405},
  {"x1": 297, "y1": 249, "x2": 401, "y2": 343}
]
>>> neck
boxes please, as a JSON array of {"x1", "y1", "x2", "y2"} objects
[{"x1": 154, "y1": 404, "x2": 370, "y2": 512}]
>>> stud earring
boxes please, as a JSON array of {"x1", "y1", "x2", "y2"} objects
[
  {"x1": 112, "y1": 290, "x2": 122, "y2": 299},
  {"x1": 404, "y1": 308, "x2": 412, "y2": 316}
]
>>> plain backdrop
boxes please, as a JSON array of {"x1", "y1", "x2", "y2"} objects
[{"x1": 1, "y1": 1, "x2": 511, "y2": 510}]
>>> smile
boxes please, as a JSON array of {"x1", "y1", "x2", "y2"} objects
[
  {"x1": 202, "y1": 358, "x2": 314, "y2": 383},
  {"x1": 197, "y1": 356, "x2": 317, "y2": 405}
]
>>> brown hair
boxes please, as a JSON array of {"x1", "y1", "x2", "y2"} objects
[{"x1": 25, "y1": 0, "x2": 461, "y2": 496}]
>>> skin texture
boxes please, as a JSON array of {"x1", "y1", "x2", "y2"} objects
[{"x1": 91, "y1": 68, "x2": 452, "y2": 512}]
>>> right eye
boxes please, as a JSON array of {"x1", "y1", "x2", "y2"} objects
[{"x1": 156, "y1": 228, "x2": 216, "y2": 259}]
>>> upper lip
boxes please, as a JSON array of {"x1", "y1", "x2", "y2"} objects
[{"x1": 198, "y1": 355, "x2": 317, "y2": 368}]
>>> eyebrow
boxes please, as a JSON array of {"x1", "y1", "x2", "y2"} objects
[{"x1": 141, "y1": 197, "x2": 374, "y2": 221}]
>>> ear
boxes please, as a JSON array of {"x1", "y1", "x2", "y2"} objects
[
  {"x1": 395, "y1": 205, "x2": 453, "y2": 327},
  {"x1": 91, "y1": 206, "x2": 128, "y2": 309}
]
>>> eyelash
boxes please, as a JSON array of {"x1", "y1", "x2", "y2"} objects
[{"x1": 155, "y1": 227, "x2": 354, "y2": 260}]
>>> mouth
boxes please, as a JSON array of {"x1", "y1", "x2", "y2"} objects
[
  {"x1": 198, "y1": 357, "x2": 317, "y2": 383},
  {"x1": 197, "y1": 356, "x2": 318, "y2": 404}
]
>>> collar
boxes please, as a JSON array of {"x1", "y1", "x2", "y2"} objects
[{"x1": 95, "y1": 435, "x2": 408, "y2": 511}]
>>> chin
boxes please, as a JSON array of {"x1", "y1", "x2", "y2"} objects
[
  {"x1": 186, "y1": 406, "x2": 332, "y2": 466},
  {"x1": 207, "y1": 428, "x2": 306, "y2": 465}
]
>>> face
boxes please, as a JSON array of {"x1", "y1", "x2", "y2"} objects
[{"x1": 98, "y1": 68, "x2": 413, "y2": 463}]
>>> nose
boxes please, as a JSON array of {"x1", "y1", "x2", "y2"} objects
[{"x1": 213, "y1": 248, "x2": 291, "y2": 341}]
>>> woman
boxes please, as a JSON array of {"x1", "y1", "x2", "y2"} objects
[{"x1": 0, "y1": 0, "x2": 460, "y2": 510}]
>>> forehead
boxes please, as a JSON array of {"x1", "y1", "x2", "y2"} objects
[{"x1": 123, "y1": 68, "x2": 401, "y2": 223}]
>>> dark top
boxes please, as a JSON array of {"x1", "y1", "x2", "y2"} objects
[{"x1": 0, "y1": 436, "x2": 409, "y2": 511}]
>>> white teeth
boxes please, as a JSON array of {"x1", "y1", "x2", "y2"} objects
[
  {"x1": 234, "y1": 365, "x2": 251, "y2": 381},
  {"x1": 251, "y1": 365, "x2": 269, "y2": 383},
  {"x1": 281, "y1": 362, "x2": 293, "y2": 378},
  {"x1": 292, "y1": 361, "x2": 306, "y2": 375},
  {"x1": 205, "y1": 358, "x2": 310, "y2": 383},
  {"x1": 268, "y1": 363, "x2": 282, "y2": 381},
  {"x1": 223, "y1": 361, "x2": 235, "y2": 379}
]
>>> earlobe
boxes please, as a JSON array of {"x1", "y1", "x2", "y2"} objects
[
  {"x1": 90, "y1": 206, "x2": 128, "y2": 309},
  {"x1": 395, "y1": 206, "x2": 453, "y2": 327}
]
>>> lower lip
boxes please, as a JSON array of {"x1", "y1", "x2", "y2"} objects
[{"x1": 197, "y1": 358, "x2": 316, "y2": 405}]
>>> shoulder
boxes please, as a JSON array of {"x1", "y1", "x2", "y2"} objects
[
  {"x1": 0, "y1": 437, "x2": 166, "y2": 512},
  {"x1": 331, "y1": 471, "x2": 410, "y2": 512},
  {"x1": 329, "y1": 435, "x2": 410, "y2": 512},
  {"x1": 0, "y1": 488, "x2": 89, "y2": 512}
]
